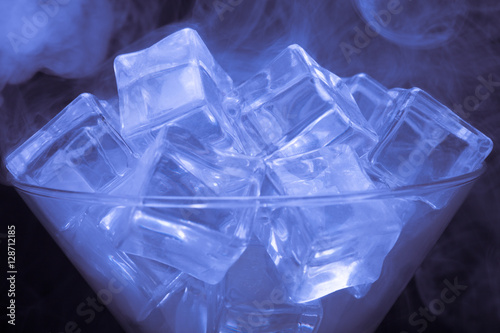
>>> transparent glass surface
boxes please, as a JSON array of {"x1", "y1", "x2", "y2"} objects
[{"x1": 11, "y1": 164, "x2": 484, "y2": 333}]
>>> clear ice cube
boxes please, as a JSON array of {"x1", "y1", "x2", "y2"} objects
[
  {"x1": 6, "y1": 93, "x2": 135, "y2": 192},
  {"x1": 61, "y1": 207, "x2": 187, "y2": 324},
  {"x1": 5, "y1": 93, "x2": 136, "y2": 231},
  {"x1": 111, "y1": 126, "x2": 265, "y2": 284},
  {"x1": 266, "y1": 145, "x2": 375, "y2": 196},
  {"x1": 79, "y1": 203, "x2": 224, "y2": 333},
  {"x1": 344, "y1": 73, "x2": 395, "y2": 135},
  {"x1": 114, "y1": 28, "x2": 241, "y2": 154},
  {"x1": 233, "y1": 44, "x2": 378, "y2": 158},
  {"x1": 367, "y1": 88, "x2": 493, "y2": 208},
  {"x1": 143, "y1": 275, "x2": 221, "y2": 333},
  {"x1": 259, "y1": 145, "x2": 402, "y2": 302},
  {"x1": 218, "y1": 241, "x2": 323, "y2": 332}
]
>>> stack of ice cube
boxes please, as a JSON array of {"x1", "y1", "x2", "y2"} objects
[{"x1": 5, "y1": 27, "x2": 493, "y2": 332}]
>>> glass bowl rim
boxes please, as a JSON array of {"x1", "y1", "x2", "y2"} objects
[{"x1": 9, "y1": 164, "x2": 486, "y2": 208}]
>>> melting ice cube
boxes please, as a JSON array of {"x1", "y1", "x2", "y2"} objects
[
  {"x1": 232, "y1": 44, "x2": 378, "y2": 158},
  {"x1": 114, "y1": 28, "x2": 241, "y2": 154}
]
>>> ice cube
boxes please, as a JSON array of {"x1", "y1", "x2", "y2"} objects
[
  {"x1": 80, "y1": 204, "x2": 223, "y2": 332},
  {"x1": 6, "y1": 93, "x2": 135, "y2": 192},
  {"x1": 114, "y1": 28, "x2": 241, "y2": 154},
  {"x1": 232, "y1": 44, "x2": 377, "y2": 158},
  {"x1": 139, "y1": 275, "x2": 222, "y2": 333},
  {"x1": 344, "y1": 73, "x2": 395, "y2": 134},
  {"x1": 367, "y1": 88, "x2": 493, "y2": 208},
  {"x1": 266, "y1": 145, "x2": 375, "y2": 196},
  {"x1": 5, "y1": 93, "x2": 136, "y2": 231},
  {"x1": 60, "y1": 207, "x2": 187, "y2": 324},
  {"x1": 110, "y1": 126, "x2": 265, "y2": 284},
  {"x1": 97, "y1": 97, "x2": 121, "y2": 132},
  {"x1": 218, "y1": 241, "x2": 323, "y2": 332},
  {"x1": 259, "y1": 205, "x2": 402, "y2": 303},
  {"x1": 259, "y1": 145, "x2": 402, "y2": 302}
]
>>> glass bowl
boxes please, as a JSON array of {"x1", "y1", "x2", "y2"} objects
[{"x1": 11, "y1": 165, "x2": 485, "y2": 333}]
